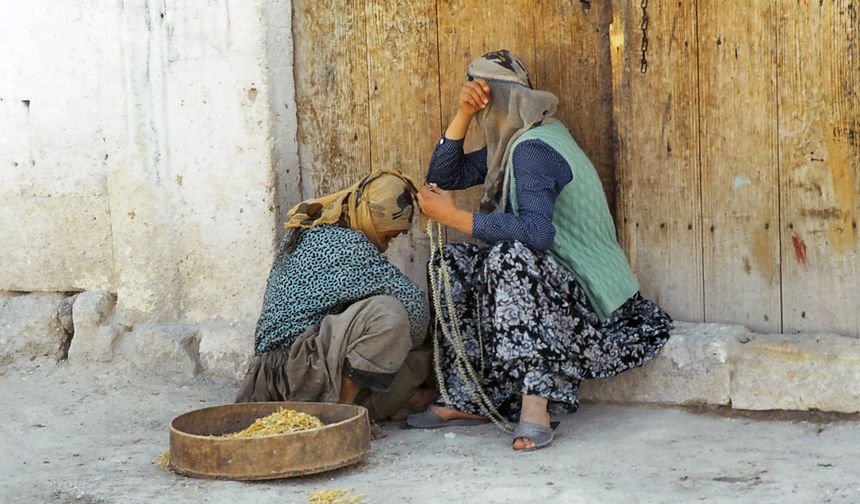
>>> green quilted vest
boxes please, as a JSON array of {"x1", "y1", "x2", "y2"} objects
[{"x1": 507, "y1": 121, "x2": 639, "y2": 321}]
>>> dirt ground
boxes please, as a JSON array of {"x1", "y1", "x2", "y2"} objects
[{"x1": 1, "y1": 361, "x2": 859, "y2": 504}]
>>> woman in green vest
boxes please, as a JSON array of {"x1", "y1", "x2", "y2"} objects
[{"x1": 409, "y1": 50, "x2": 673, "y2": 451}]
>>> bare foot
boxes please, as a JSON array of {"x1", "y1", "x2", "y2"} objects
[
  {"x1": 513, "y1": 395, "x2": 550, "y2": 451},
  {"x1": 430, "y1": 404, "x2": 485, "y2": 421}
]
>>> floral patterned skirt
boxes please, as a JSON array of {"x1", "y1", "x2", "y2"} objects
[{"x1": 431, "y1": 241, "x2": 673, "y2": 419}]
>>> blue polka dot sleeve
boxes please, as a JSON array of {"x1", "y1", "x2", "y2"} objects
[
  {"x1": 426, "y1": 136, "x2": 572, "y2": 251},
  {"x1": 426, "y1": 137, "x2": 488, "y2": 189}
]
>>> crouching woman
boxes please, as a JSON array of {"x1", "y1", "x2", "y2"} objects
[{"x1": 236, "y1": 169, "x2": 430, "y2": 421}]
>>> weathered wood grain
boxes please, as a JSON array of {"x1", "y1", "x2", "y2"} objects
[
  {"x1": 365, "y1": 0, "x2": 442, "y2": 288},
  {"x1": 293, "y1": 0, "x2": 370, "y2": 196},
  {"x1": 613, "y1": 0, "x2": 705, "y2": 322},
  {"x1": 698, "y1": 0, "x2": 782, "y2": 332},
  {"x1": 535, "y1": 0, "x2": 616, "y2": 214},
  {"x1": 366, "y1": 0, "x2": 441, "y2": 179},
  {"x1": 611, "y1": 0, "x2": 635, "y2": 253},
  {"x1": 288, "y1": 1, "x2": 860, "y2": 338},
  {"x1": 778, "y1": 0, "x2": 860, "y2": 336}
]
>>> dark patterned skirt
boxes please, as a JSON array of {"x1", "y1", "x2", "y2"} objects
[{"x1": 431, "y1": 241, "x2": 673, "y2": 419}]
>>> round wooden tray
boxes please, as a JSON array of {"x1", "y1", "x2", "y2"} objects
[{"x1": 169, "y1": 401, "x2": 370, "y2": 480}]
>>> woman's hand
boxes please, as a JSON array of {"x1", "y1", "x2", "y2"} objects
[
  {"x1": 417, "y1": 184, "x2": 456, "y2": 222},
  {"x1": 417, "y1": 184, "x2": 474, "y2": 236},
  {"x1": 444, "y1": 79, "x2": 490, "y2": 141},
  {"x1": 457, "y1": 79, "x2": 490, "y2": 118}
]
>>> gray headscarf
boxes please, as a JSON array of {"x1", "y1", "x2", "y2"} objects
[{"x1": 468, "y1": 50, "x2": 559, "y2": 213}]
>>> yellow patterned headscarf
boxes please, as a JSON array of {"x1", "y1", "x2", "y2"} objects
[{"x1": 284, "y1": 168, "x2": 419, "y2": 251}]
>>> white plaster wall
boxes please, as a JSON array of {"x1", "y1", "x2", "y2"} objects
[
  {"x1": 0, "y1": 0, "x2": 298, "y2": 327},
  {"x1": 0, "y1": 1, "x2": 118, "y2": 292}
]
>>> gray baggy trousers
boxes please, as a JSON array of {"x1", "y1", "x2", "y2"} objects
[{"x1": 235, "y1": 295, "x2": 429, "y2": 420}]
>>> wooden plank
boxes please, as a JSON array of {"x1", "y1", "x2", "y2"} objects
[
  {"x1": 365, "y1": 0, "x2": 442, "y2": 287},
  {"x1": 366, "y1": 0, "x2": 441, "y2": 181},
  {"x1": 292, "y1": 0, "x2": 370, "y2": 196},
  {"x1": 610, "y1": 0, "x2": 635, "y2": 257},
  {"x1": 613, "y1": 0, "x2": 704, "y2": 321},
  {"x1": 535, "y1": 0, "x2": 616, "y2": 215},
  {"x1": 435, "y1": 0, "x2": 536, "y2": 241},
  {"x1": 698, "y1": 0, "x2": 782, "y2": 332},
  {"x1": 778, "y1": 0, "x2": 860, "y2": 336}
]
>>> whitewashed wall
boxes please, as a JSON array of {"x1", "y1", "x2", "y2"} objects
[{"x1": 0, "y1": 0, "x2": 298, "y2": 332}]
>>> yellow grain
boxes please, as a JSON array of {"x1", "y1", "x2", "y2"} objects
[
  {"x1": 307, "y1": 489, "x2": 366, "y2": 504},
  {"x1": 154, "y1": 449, "x2": 171, "y2": 469},
  {"x1": 220, "y1": 408, "x2": 324, "y2": 438}
]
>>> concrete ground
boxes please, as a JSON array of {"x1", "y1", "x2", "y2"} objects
[{"x1": 1, "y1": 362, "x2": 859, "y2": 504}]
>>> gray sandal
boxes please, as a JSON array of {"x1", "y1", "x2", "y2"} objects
[
  {"x1": 512, "y1": 421, "x2": 558, "y2": 451},
  {"x1": 405, "y1": 409, "x2": 489, "y2": 429}
]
